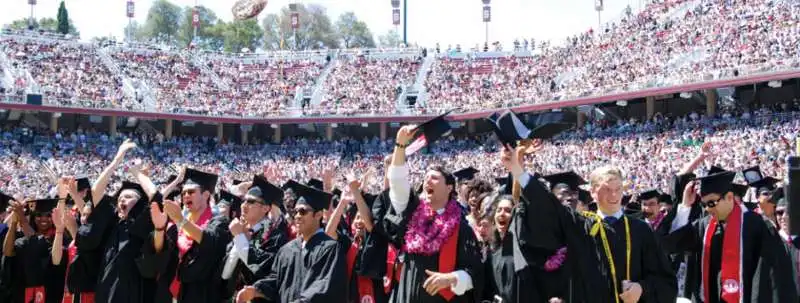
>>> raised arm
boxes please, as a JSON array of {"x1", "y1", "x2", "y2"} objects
[
  {"x1": 51, "y1": 204, "x2": 66, "y2": 265},
  {"x1": 388, "y1": 125, "x2": 417, "y2": 213},
  {"x1": 325, "y1": 195, "x2": 349, "y2": 240},
  {"x1": 348, "y1": 177, "x2": 373, "y2": 232},
  {"x1": 3, "y1": 202, "x2": 23, "y2": 257},
  {"x1": 91, "y1": 139, "x2": 137, "y2": 205},
  {"x1": 678, "y1": 142, "x2": 712, "y2": 175}
]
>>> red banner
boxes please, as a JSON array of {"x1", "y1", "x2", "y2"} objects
[
  {"x1": 291, "y1": 12, "x2": 299, "y2": 29},
  {"x1": 482, "y1": 6, "x2": 491, "y2": 22},
  {"x1": 192, "y1": 7, "x2": 200, "y2": 27},
  {"x1": 126, "y1": 1, "x2": 135, "y2": 18},
  {"x1": 392, "y1": 9, "x2": 401, "y2": 25}
]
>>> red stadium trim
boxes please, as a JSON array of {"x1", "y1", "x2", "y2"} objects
[{"x1": 1, "y1": 69, "x2": 798, "y2": 124}]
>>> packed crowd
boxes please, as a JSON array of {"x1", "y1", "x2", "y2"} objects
[
  {"x1": 315, "y1": 54, "x2": 421, "y2": 116},
  {"x1": 1, "y1": 102, "x2": 796, "y2": 202},
  {"x1": 424, "y1": 0, "x2": 800, "y2": 112},
  {"x1": 0, "y1": 0, "x2": 796, "y2": 117},
  {"x1": 0, "y1": 38, "x2": 132, "y2": 109}
]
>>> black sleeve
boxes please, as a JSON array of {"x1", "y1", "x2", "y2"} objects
[
  {"x1": 638, "y1": 225, "x2": 678, "y2": 303},
  {"x1": 456, "y1": 220, "x2": 484, "y2": 303},
  {"x1": 179, "y1": 217, "x2": 232, "y2": 282},
  {"x1": 297, "y1": 243, "x2": 347, "y2": 303},
  {"x1": 753, "y1": 217, "x2": 799, "y2": 302},
  {"x1": 75, "y1": 196, "x2": 116, "y2": 251},
  {"x1": 377, "y1": 189, "x2": 419, "y2": 249},
  {"x1": 253, "y1": 247, "x2": 284, "y2": 302},
  {"x1": 517, "y1": 173, "x2": 569, "y2": 251},
  {"x1": 356, "y1": 231, "x2": 389, "y2": 279},
  {"x1": 136, "y1": 224, "x2": 179, "y2": 279},
  {"x1": 656, "y1": 204, "x2": 703, "y2": 254},
  {"x1": 244, "y1": 224, "x2": 289, "y2": 279}
]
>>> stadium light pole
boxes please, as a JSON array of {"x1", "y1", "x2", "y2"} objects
[
  {"x1": 482, "y1": 0, "x2": 491, "y2": 47},
  {"x1": 595, "y1": 0, "x2": 603, "y2": 33},
  {"x1": 402, "y1": 0, "x2": 407, "y2": 46},
  {"x1": 28, "y1": 0, "x2": 36, "y2": 30}
]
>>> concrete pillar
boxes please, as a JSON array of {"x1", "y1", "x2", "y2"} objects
[
  {"x1": 109, "y1": 116, "x2": 117, "y2": 137},
  {"x1": 645, "y1": 96, "x2": 655, "y2": 120},
  {"x1": 705, "y1": 89, "x2": 717, "y2": 117},
  {"x1": 467, "y1": 120, "x2": 476, "y2": 134},
  {"x1": 49, "y1": 113, "x2": 58, "y2": 133},
  {"x1": 272, "y1": 124, "x2": 281, "y2": 144},
  {"x1": 577, "y1": 112, "x2": 586, "y2": 129},
  {"x1": 165, "y1": 119, "x2": 173, "y2": 139},
  {"x1": 326, "y1": 125, "x2": 333, "y2": 141},
  {"x1": 217, "y1": 124, "x2": 224, "y2": 143},
  {"x1": 241, "y1": 127, "x2": 249, "y2": 145},
  {"x1": 379, "y1": 123, "x2": 387, "y2": 140}
]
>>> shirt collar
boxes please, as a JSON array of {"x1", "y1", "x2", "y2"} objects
[
  {"x1": 301, "y1": 228, "x2": 324, "y2": 249},
  {"x1": 597, "y1": 209, "x2": 624, "y2": 220}
]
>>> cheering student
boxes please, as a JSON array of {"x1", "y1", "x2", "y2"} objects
[
  {"x1": 481, "y1": 193, "x2": 526, "y2": 302},
  {"x1": 637, "y1": 189, "x2": 666, "y2": 229},
  {"x1": 776, "y1": 197, "x2": 800, "y2": 293},
  {"x1": 49, "y1": 177, "x2": 95, "y2": 303},
  {"x1": 220, "y1": 175, "x2": 289, "y2": 302},
  {"x1": 500, "y1": 144, "x2": 677, "y2": 303},
  {"x1": 379, "y1": 125, "x2": 484, "y2": 303},
  {"x1": 659, "y1": 171, "x2": 798, "y2": 302},
  {"x1": 235, "y1": 182, "x2": 346, "y2": 303},
  {"x1": 149, "y1": 168, "x2": 232, "y2": 303}
]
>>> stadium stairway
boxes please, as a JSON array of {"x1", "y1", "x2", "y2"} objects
[
  {"x1": 189, "y1": 52, "x2": 230, "y2": 91},
  {"x1": 309, "y1": 53, "x2": 338, "y2": 107},
  {"x1": 0, "y1": 51, "x2": 13, "y2": 89}
]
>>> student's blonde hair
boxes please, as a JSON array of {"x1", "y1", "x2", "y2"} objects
[{"x1": 589, "y1": 166, "x2": 624, "y2": 189}]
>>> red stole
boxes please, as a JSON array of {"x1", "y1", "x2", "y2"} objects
[
  {"x1": 702, "y1": 203, "x2": 744, "y2": 303},
  {"x1": 169, "y1": 207, "x2": 213, "y2": 299},
  {"x1": 25, "y1": 287, "x2": 45, "y2": 303},
  {"x1": 436, "y1": 223, "x2": 459, "y2": 301},
  {"x1": 384, "y1": 245, "x2": 398, "y2": 294},
  {"x1": 62, "y1": 292, "x2": 95, "y2": 303},
  {"x1": 346, "y1": 241, "x2": 376, "y2": 302}
]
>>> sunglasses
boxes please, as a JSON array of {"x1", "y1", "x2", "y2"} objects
[
  {"x1": 700, "y1": 198, "x2": 721, "y2": 209},
  {"x1": 294, "y1": 207, "x2": 313, "y2": 216},
  {"x1": 776, "y1": 209, "x2": 786, "y2": 216}
]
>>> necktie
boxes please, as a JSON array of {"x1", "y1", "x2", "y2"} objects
[{"x1": 603, "y1": 216, "x2": 618, "y2": 226}]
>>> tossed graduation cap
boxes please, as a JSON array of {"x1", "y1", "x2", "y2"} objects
[
  {"x1": 288, "y1": 182, "x2": 333, "y2": 212},
  {"x1": 752, "y1": 177, "x2": 780, "y2": 194},
  {"x1": 730, "y1": 183, "x2": 749, "y2": 198},
  {"x1": 29, "y1": 198, "x2": 60, "y2": 214},
  {"x1": 543, "y1": 171, "x2": 586, "y2": 192},
  {"x1": 307, "y1": 178, "x2": 324, "y2": 191},
  {"x1": 486, "y1": 110, "x2": 532, "y2": 148},
  {"x1": 248, "y1": 175, "x2": 284, "y2": 205},
  {"x1": 637, "y1": 189, "x2": 661, "y2": 202},
  {"x1": 742, "y1": 166, "x2": 766, "y2": 186},
  {"x1": 76, "y1": 177, "x2": 91, "y2": 192},
  {"x1": 708, "y1": 165, "x2": 727, "y2": 175},
  {"x1": 696, "y1": 171, "x2": 736, "y2": 196},
  {"x1": 453, "y1": 167, "x2": 479, "y2": 182},
  {"x1": 405, "y1": 111, "x2": 453, "y2": 156},
  {"x1": 183, "y1": 168, "x2": 219, "y2": 194}
]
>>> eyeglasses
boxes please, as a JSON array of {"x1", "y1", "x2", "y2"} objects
[
  {"x1": 294, "y1": 207, "x2": 312, "y2": 216},
  {"x1": 776, "y1": 209, "x2": 786, "y2": 216}
]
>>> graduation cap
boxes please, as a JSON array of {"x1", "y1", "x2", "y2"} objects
[
  {"x1": 453, "y1": 167, "x2": 479, "y2": 183},
  {"x1": 637, "y1": 189, "x2": 661, "y2": 202},
  {"x1": 183, "y1": 168, "x2": 219, "y2": 194},
  {"x1": 486, "y1": 110, "x2": 532, "y2": 148},
  {"x1": 76, "y1": 177, "x2": 91, "y2": 192},
  {"x1": 0, "y1": 191, "x2": 14, "y2": 211},
  {"x1": 117, "y1": 181, "x2": 147, "y2": 203},
  {"x1": 247, "y1": 175, "x2": 284, "y2": 205},
  {"x1": 405, "y1": 111, "x2": 453, "y2": 156},
  {"x1": 752, "y1": 177, "x2": 780, "y2": 194},
  {"x1": 695, "y1": 171, "x2": 736, "y2": 197},
  {"x1": 708, "y1": 165, "x2": 727, "y2": 175},
  {"x1": 29, "y1": 198, "x2": 60, "y2": 214},
  {"x1": 307, "y1": 178, "x2": 324, "y2": 191},
  {"x1": 288, "y1": 182, "x2": 333, "y2": 212},
  {"x1": 543, "y1": 171, "x2": 586, "y2": 192},
  {"x1": 282, "y1": 180, "x2": 301, "y2": 191},
  {"x1": 578, "y1": 189, "x2": 592, "y2": 204},
  {"x1": 730, "y1": 183, "x2": 749, "y2": 198},
  {"x1": 659, "y1": 193, "x2": 673, "y2": 205},
  {"x1": 218, "y1": 190, "x2": 242, "y2": 218}
]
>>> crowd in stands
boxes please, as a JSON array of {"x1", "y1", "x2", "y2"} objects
[
  {"x1": 0, "y1": 0, "x2": 797, "y2": 117},
  {"x1": 1, "y1": 101, "x2": 796, "y2": 202},
  {"x1": 424, "y1": 0, "x2": 800, "y2": 112}
]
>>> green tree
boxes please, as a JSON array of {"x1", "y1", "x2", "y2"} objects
[
  {"x1": 141, "y1": 0, "x2": 182, "y2": 42},
  {"x1": 4, "y1": 17, "x2": 78, "y2": 35},
  {"x1": 378, "y1": 29, "x2": 402, "y2": 48},
  {"x1": 177, "y1": 5, "x2": 224, "y2": 48},
  {"x1": 123, "y1": 21, "x2": 145, "y2": 42},
  {"x1": 57, "y1": 1, "x2": 69, "y2": 35},
  {"x1": 221, "y1": 19, "x2": 264, "y2": 52},
  {"x1": 261, "y1": 3, "x2": 339, "y2": 51},
  {"x1": 335, "y1": 12, "x2": 375, "y2": 48}
]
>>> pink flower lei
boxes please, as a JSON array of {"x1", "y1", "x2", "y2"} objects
[{"x1": 403, "y1": 199, "x2": 462, "y2": 256}]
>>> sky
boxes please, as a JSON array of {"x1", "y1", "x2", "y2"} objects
[{"x1": 1, "y1": 0, "x2": 644, "y2": 48}]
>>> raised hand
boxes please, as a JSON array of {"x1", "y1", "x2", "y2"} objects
[
  {"x1": 229, "y1": 218, "x2": 245, "y2": 237},
  {"x1": 235, "y1": 286, "x2": 257, "y2": 303},
  {"x1": 52, "y1": 205, "x2": 65, "y2": 231},
  {"x1": 150, "y1": 202, "x2": 167, "y2": 230},
  {"x1": 699, "y1": 141, "x2": 714, "y2": 158},
  {"x1": 56, "y1": 176, "x2": 70, "y2": 199},
  {"x1": 396, "y1": 125, "x2": 418, "y2": 146},
  {"x1": 682, "y1": 181, "x2": 697, "y2": 208},
  {"x1": 162, "y1": 200, "x2": 183, "y2": 223}
]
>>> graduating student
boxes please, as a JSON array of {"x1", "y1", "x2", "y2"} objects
[
  {"x1": 659, "y1": 171, "x2": 798, "y2": 302},
  {"x1": 151, "y1": 168, "x2": 232, "y2": 303},
  {"x1": 776, "y1": 197, "x2": 800, "y2": 293},
  {"x1": 221, "y1": 175, "x2": 289, "y2": 302},
  {"x1": 638, "y1": 189, "x2": 666, "y2": 229},
  {"x1": 380, "y1": 122, "x2": 484, "y2": 303},
  {"x1": 3, "y1": 198, "x2": 67, "y2": 303},
  {"x1": 500, "y1": 144, "x2": 677, "y2": 303},
  {"x1": 216, "y1": 190, "x2": 242, "y2": 220},
  {"x1": 235, "y1": 182, "x2": 346, "y2": 303}
]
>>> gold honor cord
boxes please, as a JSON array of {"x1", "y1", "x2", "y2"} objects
[{"x1": 586, "y1": 212, "x2": 631, "y2": 303}]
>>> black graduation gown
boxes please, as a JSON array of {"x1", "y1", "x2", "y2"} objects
[
  {"x1": 659, "y1": 206, "x2": 799, "y2": 303},
  {"x1": 0, "y1": 225, "x2": 11, "y2": 302},
  {"x1": 221, "y1": 216, "x2": 290, "y2": 302},
  {"x1": 164, "y1": 215, "x2": 231, "y2": 303},
  {"x1": 253, "y1": 232, "x2": 347, "y2": 303},
  {"x1": 2, "y1": 233, "x2": 68, "y2": 303},
  {"x1": 92, "y1": 198, "x2": 157, "y2": 303},
  {"x1": 482, "y1": 231, "x2": 537, "y2": 303},
  {"x1": 520, "y1": 173, "x2": 677, "y2": 303},
  {"x1": 782, "y1": 234, "x2": 800, "y2": 294},
  {"x1": 68, "y1": 205, "x2": 113, "y2": 299}
]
